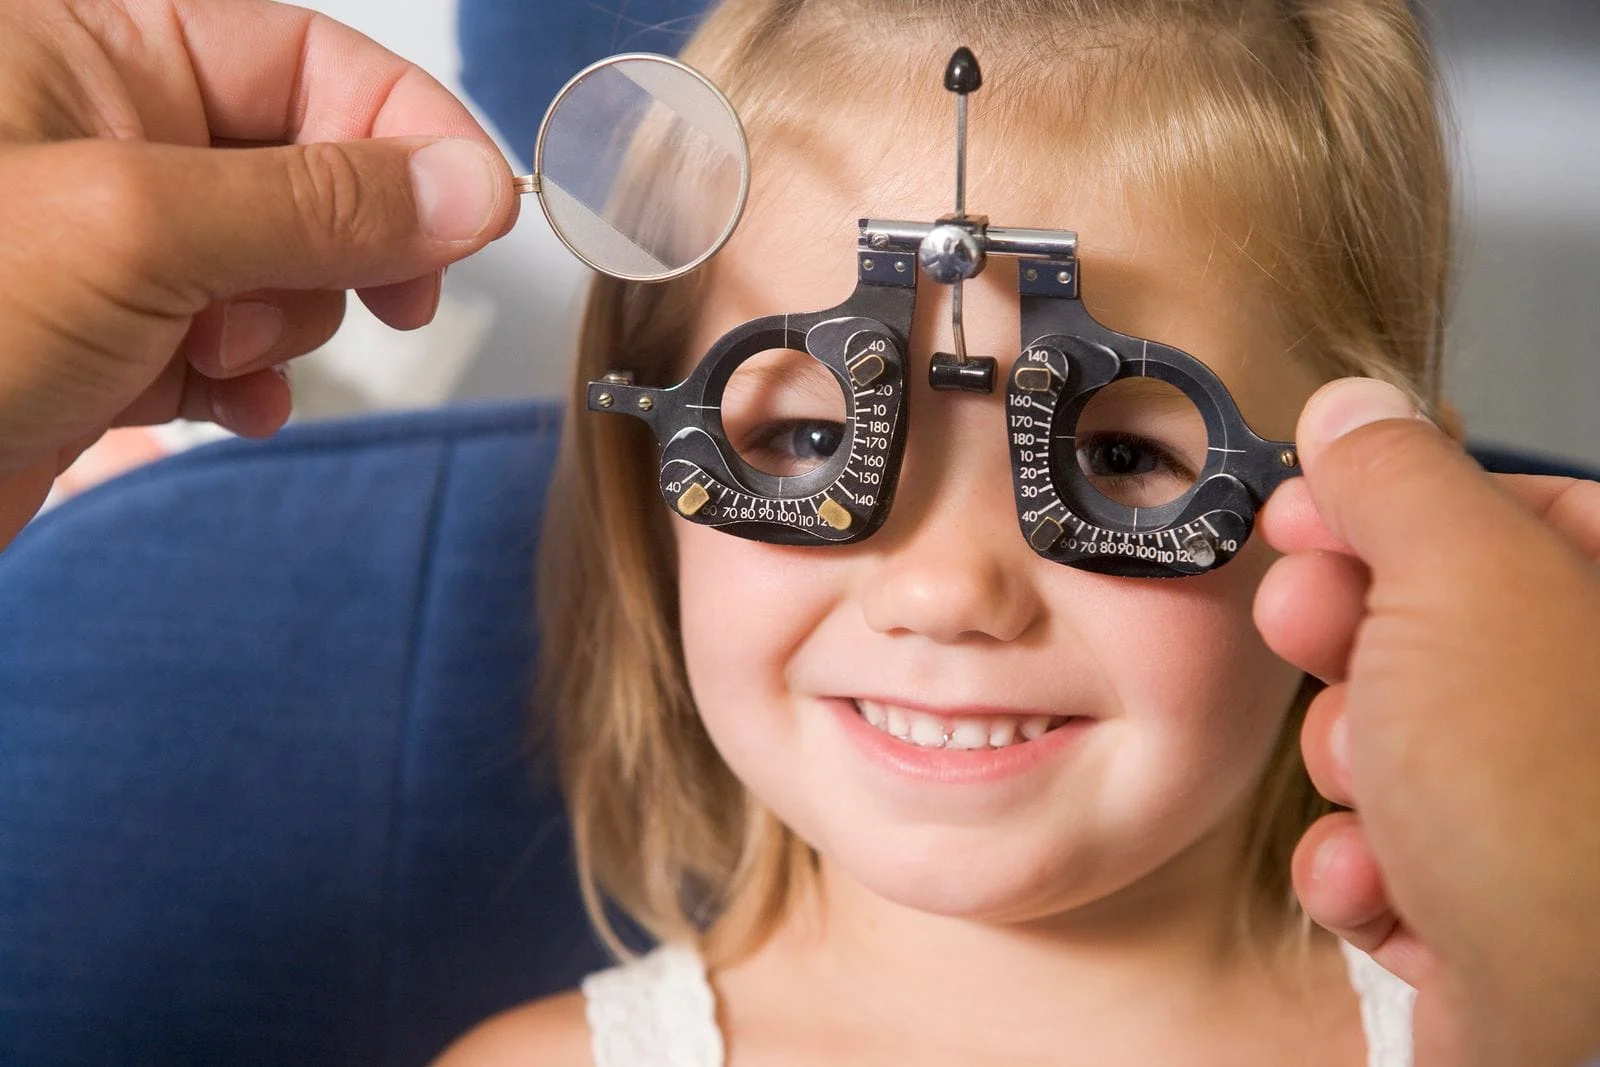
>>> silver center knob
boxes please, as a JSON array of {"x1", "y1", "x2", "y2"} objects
[{"x1": 918, "y1": 223, "x2": 986, "y2": 284}]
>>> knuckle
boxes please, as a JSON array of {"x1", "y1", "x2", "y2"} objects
[
  {"x1": 50, "y1": 141, "x2": 208, "y2": 314},
  {"x1": 1555, "y1": 478, "x2": 1600, "y2": 546},
  {"x1": 72, "y1": 141, "x2": 171, "y2": 272},
  {"x1": 284, "y1": 141, "x2": 382, "y2": 250}
]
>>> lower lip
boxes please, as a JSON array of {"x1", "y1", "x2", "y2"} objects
[{"x1": 824, "y1": 698, "x2": 1094, "y2": 786}]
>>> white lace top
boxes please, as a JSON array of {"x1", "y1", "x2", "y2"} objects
[{"x1": 582, "y1": 940, "x2": 1415, "y2": 1066}]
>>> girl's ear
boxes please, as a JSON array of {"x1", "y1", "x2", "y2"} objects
[{"x1": 1434, "y1": 398, "x2": 1466, "y2": 444}]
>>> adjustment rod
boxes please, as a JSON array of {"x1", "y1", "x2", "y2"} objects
[{"x1": 924, "y1": 46, "x2": 996, "y2": 394}]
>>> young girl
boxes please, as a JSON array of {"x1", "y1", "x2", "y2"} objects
[{"x1": 440, "y1": 0, "x2": 1450, "y2": 1062}]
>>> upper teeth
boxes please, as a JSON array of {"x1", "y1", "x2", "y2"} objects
[{"x1": 856, "y1": 700, "x2": 1064, "y2": 750}]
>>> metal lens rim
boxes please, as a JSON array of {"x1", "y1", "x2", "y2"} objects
[
  {"x1": 531, "y1": 52, "x2": 752, "y2": 284},
  {"x1": 1051, "y1": 359, "x2": 1224, "y2": 531},
  {"x1": 700, "y1": 327, "x2": 860, "y2": 499}
]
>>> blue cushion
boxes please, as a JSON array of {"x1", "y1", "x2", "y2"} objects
[
  {"x1": 1467, "y1": 443, "x2": 1600, "y2": 482},
  {"x1": 0, "y1": 401, "x2": 607, "y2": 1067}
]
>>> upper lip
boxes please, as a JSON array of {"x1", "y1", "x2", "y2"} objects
[{"x1": 846, "y1": 695, "x2": 1082, "y2": 720}]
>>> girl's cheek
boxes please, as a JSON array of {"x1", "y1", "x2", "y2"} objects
[
  {"x1": 676, "y1": 522, "x2": 840, "y2": 690},
  {"x1": 1054, "y1": 547, "x2": 1293, "y2": 728}
]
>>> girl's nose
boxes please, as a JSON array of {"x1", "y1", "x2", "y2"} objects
[
  {"x1": 856, "y1": 260, "x2": 1042, "y2": 644},
  {"x1": 856, "y1": 460, "x2": 1045, "y2": 645}
]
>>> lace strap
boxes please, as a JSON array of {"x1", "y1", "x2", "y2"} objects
[
  {"x1": 1340, "y1": 941, "x2": 1417, "y2": 1067},
  {"x1": 582, "y1": 944, "x2": 726, "y2": 1067}
]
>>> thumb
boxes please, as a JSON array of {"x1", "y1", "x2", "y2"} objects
[
  {"x1": 0, "y1": 135, "x2": 515, "y2": 474},
  {"x1": 71, "y1": 135, "x2": 516, "y2": 309},
  {"x1": 1295, "y1": 378, "x2": 1553, "y2": 584}
]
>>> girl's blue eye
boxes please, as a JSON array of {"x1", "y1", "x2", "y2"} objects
[
  {"x1": 720, "y1": 348, "x2": 848, "y2": 478},
  {"x1": 739, "y1": 419, "x2": 845, "y2": 477},
  {"x1": 786, "y1": 422, "x2": 844, "y2": 461},
  {"x1": 1076, "y1": 432, "x2": 1195, "y2": 509},
  {"x1": 1079, "y1": 436, "x2": 1162, "y2": 478}
]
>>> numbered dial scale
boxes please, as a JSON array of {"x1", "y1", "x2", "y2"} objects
[
  {"x1": 1004, "y1": 257, "x2": 1303, "y2": 577},
  {"x1": 588, "y1": 219, "x2": 1302, "y2": 576}
]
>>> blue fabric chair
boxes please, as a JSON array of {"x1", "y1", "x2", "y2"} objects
[{"x1": 0, "y1": 402, "x2": 615, "y2": 1066}]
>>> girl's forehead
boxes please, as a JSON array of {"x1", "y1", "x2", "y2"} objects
[
  {"x1": 726, "y1": 101, "x2": 1231, "y2": 302},
  {"x1": 741, "y1": 107, "x2": 1125, "y2": 242}
]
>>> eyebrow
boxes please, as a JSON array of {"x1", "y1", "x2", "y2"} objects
[{"x1": 1087, "y1": 377, "x2": 1197, "y2": 415}]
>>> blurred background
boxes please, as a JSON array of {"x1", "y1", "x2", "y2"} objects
[{"x1": 57, "y1": 0, "x2": 1600, "y2": 503}]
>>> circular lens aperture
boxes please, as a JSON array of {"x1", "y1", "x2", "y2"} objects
[
  {"x1": 722, "y1": 349, "x2": 848, "y2": 478},
  {"x1": 1074, "y1": 377, "x2": 1207, "y2": 509},
  {"x1": 534, "y1": 54, "x2": 750, "y2": 282}
]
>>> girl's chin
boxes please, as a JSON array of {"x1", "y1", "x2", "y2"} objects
[{"x1": 815, "y1": 837, "x2": 1120, "y2": 925}]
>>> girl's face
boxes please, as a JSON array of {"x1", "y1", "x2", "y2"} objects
[{"x1": 674, "y1": 105, "x2": 1324, "y2": 924}]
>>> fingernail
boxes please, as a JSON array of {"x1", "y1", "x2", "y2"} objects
[
  {"x1": 1330, "y1": 712, "x2": 1350, "y2": 781},
  {"x1": 1304, "y1": 378, "x2": 1420, "y2": 446},
  {"x1": 220, "y1": 301, "x2": 285, "y2": 371},
  {"x1": 410, "y1": 139, "x2": 498, "y2": 242}
]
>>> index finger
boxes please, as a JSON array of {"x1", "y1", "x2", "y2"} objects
[
  {"x1": 1507, "y1": 475, "x2": 1600, "y2": 559},
  {"x1": 171, "y1": 0, "x2": 491, "y2": 144},
  {"x1": 1262, "y1": 470, "x2": 1600, "y2": 561}
]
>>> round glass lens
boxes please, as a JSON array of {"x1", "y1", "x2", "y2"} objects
[
  {"x1": 535, "y1": 55, "x2": 749, "y2": 281},
  {"x1": 1074, "y1": 377, "x2": 1207, "y2": 509},
  {"x1": 723, "y1": 349, "x2": 848, "y2": 478}
]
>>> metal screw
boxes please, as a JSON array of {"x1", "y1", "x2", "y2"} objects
[
  {"x1": 596, "y1": 393, "x2": 613, "y2": 408},
  {"x1": 862, "y1": 258, "x2": 876, "y2": 271},
  {"x1": 637, "y1": 396, "x2": 654, "y2": 412},
  {"x1": 1183, "y1": 533, "x2": 1218, "y2": 569},
  {"x1": 869, "y1": 232, "x2": 890, "y2": 250},
  {"x1": 1024, "y1": 267, "x2": 1038, "y2": 281},
  {"x1": 1057, "y1": 270, "x2": 1072, "y2": 285},
  {"x1": 917, "y1": 223, "x2": 985, "y2": 284},
  {"x1": 895, "y1": 260, "x2": 907, "y2": 273},
  {"x1": 1279, "y1": 449, "x2": 1298, "y2": 468}
]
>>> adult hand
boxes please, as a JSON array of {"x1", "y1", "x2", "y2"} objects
[
  {"x1": 0, "y1": 0, "x2": 519, "y2": 547},
  {"x1": 1254, "y1": 378, "x2": 1600, "y2": 1067}
]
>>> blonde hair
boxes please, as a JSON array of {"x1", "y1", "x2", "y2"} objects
[{"x1": 538, "y1": 0, "x2": 1452, "y2": 965}]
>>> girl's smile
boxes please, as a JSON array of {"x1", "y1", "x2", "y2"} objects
[{"x1": 827, "y1": 695, "x2": 1097, "y2": 786}]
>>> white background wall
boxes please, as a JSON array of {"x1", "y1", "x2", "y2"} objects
[
  {"x1": 298, "y1": 0, "x2": 1600, "y2": 466},
  {"x1": 294, "y1": 0, "x2": 588, "y2": 408}
]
